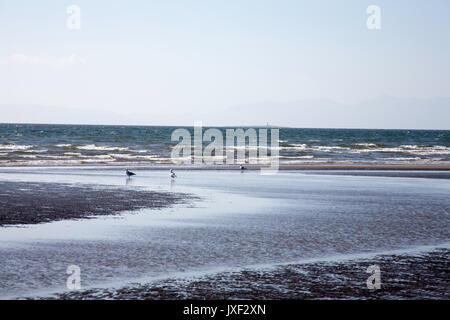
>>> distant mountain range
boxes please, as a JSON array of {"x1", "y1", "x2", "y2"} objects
[
  {"x1": 221, "y1": 97, "x2": 450, "y2": 130},
  {"x1": 1, "y1": 96, "x2": 449, "y2": 129}
]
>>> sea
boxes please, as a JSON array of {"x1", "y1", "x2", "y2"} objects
[{"x1": 0, "y1": 123, "x2": 449, "y2": 166}]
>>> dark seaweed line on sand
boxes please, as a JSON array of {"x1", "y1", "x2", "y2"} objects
[
  {"x1": 0, "y1": 181, "x2": 199, "y2": 226},
  {"x1": 40, "y1": 248, "x2": 450, "y2": 300}
]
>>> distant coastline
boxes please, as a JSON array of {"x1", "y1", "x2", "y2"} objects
[
  {"x1": 1, "y1": 122, "x2": 450, "y2": 131},
  {"x1": 2, "y1": 96, "x2": 450, "y2": 130}
]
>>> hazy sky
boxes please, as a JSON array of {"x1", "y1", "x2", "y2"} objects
[{"x1": 1, "y1": 0, "x2": 449, "y2": 127}]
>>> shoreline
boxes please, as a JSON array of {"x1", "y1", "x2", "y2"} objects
[{"x1": 1, "y1": 163, "x2": 450, "y2": 170}]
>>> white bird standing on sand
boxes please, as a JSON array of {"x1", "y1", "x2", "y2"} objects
[
  {"x1": 126, "y1": 169, "x2": 136, "y2": 177},
  {"x1": 170, "y1": 169, "x2": 177, "y2": 178}
]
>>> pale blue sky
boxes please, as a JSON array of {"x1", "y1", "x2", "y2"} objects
[{"x1": 1, "y1": 0, "x2": 449, "y2": 127}]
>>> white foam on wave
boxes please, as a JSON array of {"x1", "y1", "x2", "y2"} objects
[
  {"x1": 279, "y1": 143, "x2": 450, "y2": 156},
  {"x1": 0, "y1": 143, "x2": 34, "y2": 151},
  {"x1": 76, "y1": 144, "x2": 130, "y2": 151},
  {"x1": 18, "y1": 155, "x2": 38, "y2": 159},
  {"x1": 0, "y1": 159, "x2": 84, "y2": 166},
  {"x1": 375, "y1": 157, "x2": 423, "y2": 161},
  {"x1": 79, "y1": 158, "x2": 116, "y2": 163},
  {"x1": 353, "y1": 143, "x2": 377, "y2": 147},
  {"x1": 349, "y1": 145, "x2": 450, "y2": 155},
  {"x1": 281, "y1": 144, "x2": 307, "y2": 151},
  {"x1": 22, "y1": 149, "x2": 48, "y2": 153},
  {"x1": 276, "y1": 143, "x2": 450, "y2": 156},
  {"x1": 110, "y1": 154, "x2": 160, "y2": 160}
]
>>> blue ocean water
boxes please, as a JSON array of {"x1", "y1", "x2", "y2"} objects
[{"x1": 0, "y1": 123, "x2": 448, "y2": 166}]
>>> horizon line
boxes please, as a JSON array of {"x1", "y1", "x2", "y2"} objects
[{"x1": 1, "y1": 122, "x2": 449, "y2": 131}]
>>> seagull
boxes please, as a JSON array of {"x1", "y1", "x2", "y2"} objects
[
  {"x1": 170, "y1": 169, "x2": 177, "y2": 178},
  {"x1": 240, "y1": 165, "x2": 247, "y2": 170},
  {"x1": 126, "y1": 169, "x2": 136, "y2": 177}
]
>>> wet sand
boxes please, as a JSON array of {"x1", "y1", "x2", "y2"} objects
[
  {"x1": 302, "y1": 171, "x2": 450, "y2": 179},
  {"x1": 45, "y1": 248, "x2": 449, "y2": 300},
  {"x1": 0, "y1": 181, "x2": 197, "y2": 226},
  {"x1": 0, "y1": 167, "x2": 448, "y2": 300}
]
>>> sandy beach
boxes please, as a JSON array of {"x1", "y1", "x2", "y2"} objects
[{"x1": 0, "y1": 166, "x2": 448, "y2": 300}]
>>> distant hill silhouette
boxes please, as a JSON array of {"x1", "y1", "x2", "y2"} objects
[{"x1": 1, "y1": 96, "x2": 449, "y2": 129}]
